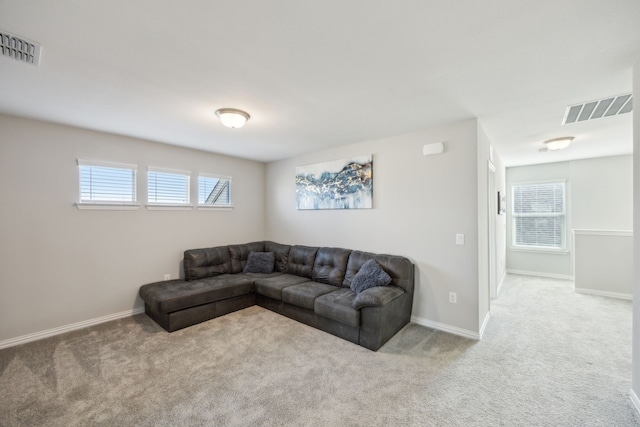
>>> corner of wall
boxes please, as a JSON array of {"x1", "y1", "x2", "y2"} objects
[
  {"x1": 631, "y1": 57, "x2": 640, "y2": 407},
  {"x1": 476, "y1": 122, "x2": 491, "y2": 332}
]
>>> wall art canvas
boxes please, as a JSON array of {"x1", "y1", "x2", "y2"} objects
[{"x1": 296, "y1": 154, "x2": 373, "y2": 210}]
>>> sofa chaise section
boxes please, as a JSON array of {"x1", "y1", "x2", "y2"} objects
[{"x1": 139, "y1": 275, "x2": 255, "y2": 332}]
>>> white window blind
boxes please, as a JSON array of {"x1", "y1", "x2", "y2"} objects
[
  {"x1": 78, "y1": 159, "x2": 137, "y2": 204},
  {"x1": 512, "y1": 182, "x2": 565, "y2": 249},
  {"x1": 147, "y1": 168, "x2": 190, "y2": 204},
  {"x1": 198, "y1": 174, "x2": 232, "y2": 206}
]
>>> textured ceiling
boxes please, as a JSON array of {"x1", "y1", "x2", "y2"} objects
[{"x1": 0, "y1": 0, "x2": 638, "y2": 165}]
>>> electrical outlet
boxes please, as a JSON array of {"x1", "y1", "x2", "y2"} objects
[
  {"x1": 164, "y1": 274, "x2": 171, "y2": 281},
  {"x1": 449, "y1": 292, "x2": 457, "y2": 304}
]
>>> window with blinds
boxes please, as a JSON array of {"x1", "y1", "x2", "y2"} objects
[
  {"x1": 147, "y1": 168, "x2": 190, "y2": 205},
  {"x1": 512, "y1": 181, "x2": 566, "y2": 249},
  {"x1": 78, "y1": 160, "x2": 137, "y2": 204},
  {"x1": 198, "y1": 174, "x2": 232, "y2": 206}
]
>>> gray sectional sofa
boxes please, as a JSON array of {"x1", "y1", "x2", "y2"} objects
[{"x1": 139, "y1": 241, "x2": 414, "y2": 351}]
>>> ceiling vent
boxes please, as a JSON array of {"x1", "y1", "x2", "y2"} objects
[
  {"x1": 0, "y1": 30, "x2": 42, "y2": 66},
  {"x1": 562, "y1": 94, "x2": 633, "y2": 125}
]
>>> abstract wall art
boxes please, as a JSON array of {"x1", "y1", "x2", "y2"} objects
[{"x1": 295, "y1": 154, "x2": 373, "y2": 210}]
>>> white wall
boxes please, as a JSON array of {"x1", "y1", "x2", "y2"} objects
[
  {"x1": 476, "y1": 124, "x2": 493, "y2": 332},
  {"x1": 572, "y1": 156, "x2": 633, "y2": 298},
  {"x1": 574, "y1": 231, "x2": 632, "y2": 297},
  {"x1": 493, "y1": 151, "x2": 507, "y2": 285},
  {"x1": 0, "y1": 114, "x2": 266, "y2": 343},
  {"x1": 265, "y1": 118, "x2": 487, "y2": 336},
  {"x1": 571, "y1": 156, "x2": 633, "y2": 230},
  {"x1": 631, "y1": 57, "x2": 640, "y2": 410},
  {"x1": 505, "y1": 155, "x2": 633, "y2": 279}
]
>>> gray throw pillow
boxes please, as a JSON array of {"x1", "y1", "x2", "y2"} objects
[
  {"x1": 243, "y1": 251, "x2": 275, "y2": 274},
  {"x1": 350, "y1": 259, "x2": 392, "y2": 294}
]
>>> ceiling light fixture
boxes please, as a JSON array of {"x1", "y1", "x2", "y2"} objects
[
  {"x1": 543, "y1": 136, "x2": 574, "y2": 151},
  {"x1": 215, "y1": 108, "x2": 250, "y2": 128}
]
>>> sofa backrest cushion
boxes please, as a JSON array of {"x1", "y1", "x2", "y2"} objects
[
  {"x1": 183, "y1": 246, "x2": 232, "y2": 281},
  {"x1": 243, "y1": 251, "x2": 275, "y2": 274},
  {"x1": 228, "y1": 241, "x2": 265, "y2": 273},
  {"x1": 349, "y1": 259, "x2": 392, "y2": 293},
  {"x1": 264, "y1": 241, "x2": 291, "y2": 273},
  {"x1": 342, "y1": 250, "x2": 376, "y2": 288},
  {"x1": 343, "y1": 251, "x2": 414, "y2": 293},
  {"x1": 312, "y1": 247, "x2": 351, "y2": 286},
  {"x1": 374, "y1": 254, "x2": 414, "y2": 293},
  {"x1": 286, "y1": 245, "x2": 318, "y2": 278}
]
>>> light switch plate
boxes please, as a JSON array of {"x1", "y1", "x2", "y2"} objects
[{"x1": 456, "y1": 234, "x2": 465, "y2": 245}]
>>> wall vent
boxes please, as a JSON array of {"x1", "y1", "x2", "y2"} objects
[
  {"x1": 0, "y1": 30, "x2": 42, "y2": 66},
  {"x1": 562, "y1": 94, "x2": 633, "y2": 125}
]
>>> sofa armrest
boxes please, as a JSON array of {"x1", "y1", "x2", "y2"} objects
[{"x1": 352, "y1": 285, "x2": 404, "y2": 310}]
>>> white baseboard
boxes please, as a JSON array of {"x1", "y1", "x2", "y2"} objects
[
  {"x1": 0, "y1": 307, "x2": 145, "y2": 350},
  {"x1": 575, "y1": 287, "x2": 632, "y2": 301},
  {"x1": 479, "y1": 311, "x2": 491, "y2": 339},
  {"x1": 630, "y1": 389, "x2": 640, "y2": 415},
  {"x1": 506, "y1": 269, "x2": 574, "y2": 281},
  {"x1": 411, "y1": 315, "x2": 480, "y2": 340}
]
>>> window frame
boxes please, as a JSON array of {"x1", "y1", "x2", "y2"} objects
[
  {"x1": 146, "y1": 166, "x2": 193, "y2": 210},
  {"x1": 76, "y1": 159, "x2": 139, "y2": 210},
  {"x1": 510, "y1": 180, "x2": 568, "y2": 254},
  {"x1": 197, "y1": 172, "x2": 233, "y2": 209}
]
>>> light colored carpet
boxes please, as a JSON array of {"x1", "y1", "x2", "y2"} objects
[{"x1": 1, "y1": 274, "x2": 639, "y2": 426}]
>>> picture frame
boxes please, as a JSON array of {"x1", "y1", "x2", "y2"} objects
[
  {"x1": 498, "y1": 191, "x2": 506, "y2": 215},
  {"x1": 295, "y1": 155, "x2": 373, "y2": 210}
]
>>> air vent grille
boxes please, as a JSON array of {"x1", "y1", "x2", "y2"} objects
[
  {"x1": 563, "y1": 94, "x2": 633, "y2": 125},
  {"x1": 0, "y1": 30, "x2": 41, "y2": 66}
]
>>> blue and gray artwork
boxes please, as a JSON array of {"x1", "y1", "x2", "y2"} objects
[{"x1": 296, "y1": 155, "x2": 373, "y2": 209}]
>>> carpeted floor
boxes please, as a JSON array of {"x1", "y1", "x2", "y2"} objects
[{"x1": 1, "y1": 274, "x2": 639, "y2": 426}]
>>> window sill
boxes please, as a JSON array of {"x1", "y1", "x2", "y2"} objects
[
  {"x1": 197, "y1": 205, "x2": 234, "y2": 211},
  {"x1": 146, "y1": 204, "x2": 194, "y2": 211},
  {"x1": 510, "y1": 246, "x2": 569, "y2": 255},
  {"x1": 76, "y1": 203, "x2": 140, "y2": 210}
]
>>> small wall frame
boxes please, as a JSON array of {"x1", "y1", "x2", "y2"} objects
[{"x1": 498, "y1": 191, "x2": 506, "y2": 215}]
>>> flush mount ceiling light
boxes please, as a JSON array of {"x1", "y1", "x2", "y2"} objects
[
  {"x1": 545, "y1": 136, "x2": 574, "y2": 150},
  {"x1": 215, "y1": 108, "x2": 250, "y2": 128},
  {"x1": 540, "y1": 136, "x2": 574, "y2": 152}
]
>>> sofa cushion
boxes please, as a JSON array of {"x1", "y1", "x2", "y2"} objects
[
  {"x1": 265, "y1": 241, "x2": 291, "y2": 273},
  {"x1": 254, "y1": 274, "x2": 311, "y2": 300},
  {"x1": 312, "y1": 247, "x2": 351, "y2": 286},
  {"x1": 342, "y1": 250, "x2": 376, "y2": 288},
  {"x1": 243, "y1": 251, "x2": 275, "y2": 274},
  {"x1": 139, "y1": 275, "x2": 253, "y2": 313},
  {"x1": 374, "y1": 254, "x2": 414, "y2": 293},
  {"x1": 234, "y1": 272, "x2": 283, "y2": 280},
  {"x1": 228, "y1": 241, "x2": 265, "y2": 273},
  {"x1": 352, "y1": 285, "x2": 404, "y2": 309},
  {"x1": 350, "y1": 259, "x2": 392, "y2": 294},
  {"x1": 183, "y1": 246, "x2": 232, "y2": 281},
  {"x1": 282, "y1": 282, "x2": 338, "y2": 310},
  {"x1": 314, "y1": 288, "x2": 360, "y2": 327},
  {"x1": 286, "y1": 245, "x2": 318, "y2": 278}
]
